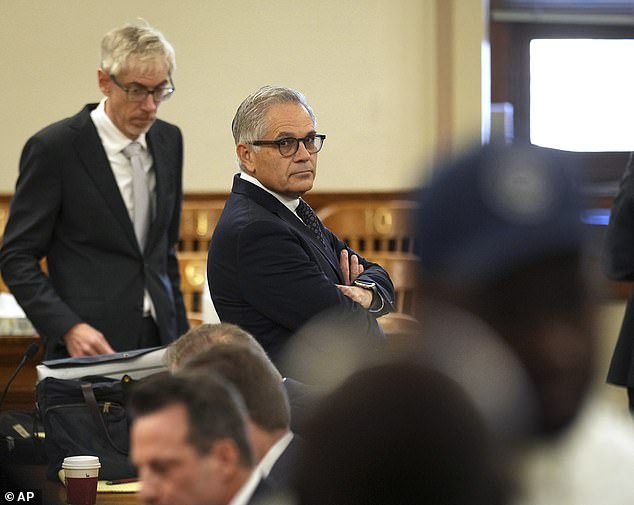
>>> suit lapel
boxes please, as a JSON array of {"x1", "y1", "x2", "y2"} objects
[
  {"x1": 232, "y1": 175, "x2": 343, "y2": 280},
  {"x1": 71, "y1": 107, "x2": 138, "y2": 250},
  {"x1": 146, "y1": 127, "x2": 169, "y2": 253}
]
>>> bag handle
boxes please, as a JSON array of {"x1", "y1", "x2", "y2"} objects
[{"x1": 80, "y1": 383, "x2": 128, "y2": 455}]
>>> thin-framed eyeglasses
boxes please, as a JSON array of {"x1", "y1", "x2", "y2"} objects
[
  {"x1": 250, "y1": 134, "x2": 326, "y2": 157},
  {"x1": 110, "y1": 74, "x2": 175, "y2": 103}
]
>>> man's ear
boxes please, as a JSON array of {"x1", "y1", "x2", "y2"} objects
[
  {"x1": 207, "y1": 438, "x2": 242, "y2": 480},
  {"x1": 97, "y1": 68, "x2": 111, "y2": 97},
  {"x1": 236, "y1": 144, "x2": 256, "y2": 175}
]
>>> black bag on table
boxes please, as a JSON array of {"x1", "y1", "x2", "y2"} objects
[
  {"x1": 36, "y1": 375, "x2": 136, "y2": 481},
  {"x1": 0, "y1": 409, "x2": 47, "y2": 465}
]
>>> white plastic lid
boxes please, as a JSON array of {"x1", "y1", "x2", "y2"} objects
[{"x1": 61, "y1": 456, "x2": 101, "y2": 469}]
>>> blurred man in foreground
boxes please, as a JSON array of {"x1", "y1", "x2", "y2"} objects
[
  {"x1": 184, "y1": 344, "x2": 302, "y2": 492},
  {"x1": 293, "y1": 361, "x2": 509, "y2": 505},
  {"x1": 414, "y1": 143, "x2": 634, "y2": 504},
  {"x1": 415, "y1": 142, "x2": 595, "y2": 438},
  {"x1": 165, "y1": 322, "x2": 323, "y2": 434},
  {"x1": 129, "y1": 372, "x2": 269, "y2": 505}
]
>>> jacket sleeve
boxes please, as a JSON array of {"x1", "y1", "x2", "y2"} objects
[
  {"x1": 327, "y1": 230, "x2": 395, "y2": 317},
  {"x1": 604, "y1": 152, "x2": 634, "y2": 281},
  {"x1": 0, "y1": 135, "x2": 82, "y2": 343},
  {"x1": 236, "y1": 218, "x2": 386, "y2": 336}
]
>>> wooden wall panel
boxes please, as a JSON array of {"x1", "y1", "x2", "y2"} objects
[{"x1": 0, "y1": 335, "x2": 42, "y2": 412}]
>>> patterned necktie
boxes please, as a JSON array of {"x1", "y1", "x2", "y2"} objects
[
  {"x1": 296, "y1": 199, "x2": 327, "y2": 248},
  {"x1": 122, "y1": 142, "x2": 150, "y2": 250}
]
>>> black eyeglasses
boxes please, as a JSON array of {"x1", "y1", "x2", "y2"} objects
[
  {"x1": 250, "y1": 134, "x2": 326, "y2": 157},
  {"x1": 110, "y1": 74, "x2": 175, "y2": 103}
]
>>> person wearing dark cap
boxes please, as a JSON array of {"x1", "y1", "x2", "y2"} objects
[
  {"x1": 413, "y1": 143, "x2": 634, "y2": 504},
  {"x1": 414, "y1": 142, "x2": 595, "y2": 439}
]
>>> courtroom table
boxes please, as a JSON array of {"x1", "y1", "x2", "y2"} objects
[
  {"x1": 44, "y1": 481, "x2": 140, "y2": 505},
  {"x1": 1, "y1": 464, "x2": 139, "y2": 505}
]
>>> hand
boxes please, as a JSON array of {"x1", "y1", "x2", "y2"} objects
[
  {"x1": 336, "y1": 284, "x2": 373, "y2": 309},
  {"x1": 63, "y1": 323, "x2": 115, "y2": 357},
  {"x1": 339, "y1": 249, "x2": 364, "y2": 285}
]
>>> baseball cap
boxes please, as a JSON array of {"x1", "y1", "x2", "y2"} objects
[{"x1": 414, "y1": 143, "x2": 585, "y2": 285}]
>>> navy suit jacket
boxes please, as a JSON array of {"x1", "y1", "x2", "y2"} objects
[
  {"x1": 0, "y1": 104, "x2": 189, "y2": 359},
  {"x1": 284, "y1": 378, "x2": 325, "y2": 436},
  {"x1": 207, "y1": 174, "x2": 394, "y2": 365},
  {"x1": 266, "y1": 435, "x2": 304, "y2": 491}
]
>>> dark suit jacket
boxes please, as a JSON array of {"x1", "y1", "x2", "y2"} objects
[
  {"x1": 604, "y1": 153, "x2": 634, "y2": 387},
  {"x1": 283, "y1": 378, "x2": 324, "y2": 436},
  {"x1": 266, "y1": 434, "x2": 304, "y2": 491},
  {"x1": 0, "y1": 104, "x2": 189, "y2": 359},
  {"x1": 248, "y1": 475, "x2": 276, "y2": 505},
  {"x1": 207, "y1": 174, "x2": 394, "y2": 365}
]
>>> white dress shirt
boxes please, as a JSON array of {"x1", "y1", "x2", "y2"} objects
[
  {"x1": 90, "y1": 99, "x2": 156, "y2": 317},
  {"x1": 228, "y1": 467, "x2": 263, "y2": 505},
  {"x1": 256, "y1": 431, "x2": 294, "y2": 479},
  {"x1": 239, "y1": 172, "x2": 302, "y2": 220},
  {"x1": 90, "y1": 99, "x2": 156, "y2": 218}
]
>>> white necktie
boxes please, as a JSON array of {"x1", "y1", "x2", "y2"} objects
[{"x1": 122, "y1": 142, "x2": 150, "y2": 250}]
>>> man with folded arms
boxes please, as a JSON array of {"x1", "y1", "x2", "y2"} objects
[{"x1": 208, "y1": 86, "x2": 394, "y2": 368}]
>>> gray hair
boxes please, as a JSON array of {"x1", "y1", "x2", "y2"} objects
[
  {"x1": 100, "y1": 20, "x2": 176, "y2": 77},
  {"x1": 165, "y1": 322, "x2": 282, "y2": 382},
  {"x1": 232, "y1": 85, "x2": 317, "y2": 170}
]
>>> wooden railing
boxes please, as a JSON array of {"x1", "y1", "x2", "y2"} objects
[{"x1": 0, "y1": 191, "x2": 630, "y2": 411}]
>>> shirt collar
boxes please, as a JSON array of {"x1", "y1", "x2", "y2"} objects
[
  {"x1": 227, "y1": 467, "x2": 263, "y2": 505},
  {"x1": 256, "y1": 431, "x2": 294, "y2": 478},
  {"x1": 90, "y1": 98, "x2": 148, "y2": 154},
  {"x1": 239, "y1": 172, "x2": 300, "y2": 213}
]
